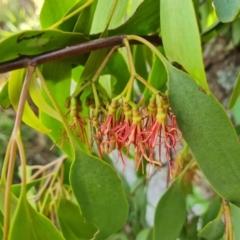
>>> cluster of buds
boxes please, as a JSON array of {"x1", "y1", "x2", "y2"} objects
[{"x1": 87, "y1": 94, "x2": 182, "y2": 173}]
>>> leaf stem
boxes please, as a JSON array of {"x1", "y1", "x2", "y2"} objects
[
  {"x1": 92, "y1": 83, "x2": 100, "y2": 108},
  {"x1": 16, "y1": 135, "x2": 27, "y2": 196},
  {"x1": 3, "y1": 66, "x2": 35, "y2": 240},
  {"x1": 126, "y1": 35, "x2": 168, "y2": 69},
  {"x1": 39, "y1": 156, "x2": 66, "y2": 213},
  {"x1": 136, "y1": 74, "x2": 159, "y2": 95},
  {"x1": 0, "y1": 140, "x2": 12, "y2": 184},
  {"x1": 92, "y1": 47, "x2": 118, "y2": 83},
  {"x1": 112, "y1": 81, "x2": 129, "y2": 101},
  {"x1": 36, "y1": 68, "x2": 76, "y2": 158}
]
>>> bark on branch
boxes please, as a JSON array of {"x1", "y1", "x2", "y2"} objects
[{"x1": 0, "y1": 35, "x2": 162, "y2": 74}]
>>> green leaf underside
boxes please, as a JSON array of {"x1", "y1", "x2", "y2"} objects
[
  {"x1": 198, "y1": 206, "x2": 224, "y2": 240},
  {"x1": 213, "y1": 0, "x2": 240, "y2": 23},
  {"x1": 0, "y1": 30, "x2": 87, "y2": 63},
  {"x1": 228, "y1": 72, "x2": 240, "y2": 109},
  {"x1": 153, "y1": 177, "x2": 186, "y2": 240},
  {"x1": 109, "y1": 0, "x2": 159, "y2": 36},
  {"x1": 57, "y1": 194, "x2": 97, "y2": 240},
  {"x1": 168, "y1": 64, "x2": 240, "y2": 206},
  {"x1": 161, "y1": 0, "x2": 208, "y2": 92},
  {"x1": 9, "y1": 197, "x2": 64, "y2": 240},
  {"x1": 70, "y1": 149, "x2": 128, "y2": 240}
]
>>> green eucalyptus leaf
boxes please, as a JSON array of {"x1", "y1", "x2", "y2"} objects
[
  {"x1": 133, "y1": 46, "x2": 148, "y2": 80},
  {"x1": 73, "y1": 0, "x2": 98, "y2": 34},
  {"x1": 161, "y1": 0, "x2": 208, "y2": 92},
  {"x1": 0, "y1": 30, "x2": 88, "y2": 63},
  {"x1": 56, "y1": 0, "x2": 89, "y2": 32},
  {"x1": 0, "y1": 223, "x2": 2, "y2": 240},
  {"x1": 133, "y1": 45, "x2": 149, "y2": 93},
  {"x1": 235, "y1": 125, "x2": 240, "y2": 135},
  {"x1": 8, "y1": 69, "x2": 51, "y2": 134},
  {"x1": 228, "y1": 72, "x2": 240, "y2": 109},
  {"x1": 103, "y1": 50, "x2": 130, "y2": 96},
  {"x1": 230, "y1": 203, "x2": 240, "y2": 239},
  {"x1": 213, "y1": 0, "x2": 240, "y2": 23},
  {"x1": 72, "y1": 29, "x2": 109, "y2": 96},
  {"x1": 29, "y1": 76, "x2": 61, "y2": 122},
  {"x1": 168, "y1": 64, "x2": 240, "y2": 206},
  {"x1": 136, "y1": 228, "x2": 153, "y2": 240},
  {"x1": 153, "y1": 176, "x2": 187, "y2": 240},
  {"x1": 9, "y1": 196, "x2": 64, "y2": 240},
  {"x1": 106, "y1": 233, "x2": 129, "y2": 240},
  {"x1": 180, "y1": 216, "x2": 199, "y2": 240},
  {"x1": 232, "y1": 98, "x2": 240, "y2": 124},
  {"x1": 70, "y1": 149, "x2": 128, "y2": 240},
  {"x1": 232, "y1": 18, "x2": 240, "y2": 46},
  {"x1": 199, "y1": 0, "x2": 218, "y2": 32},
  {"x1": 198, "y1": 207, "x2": 224, "y2": 240},
  {"x1": 40, "y1": 0, "x2": 76, "y2": 29},
  {"x1": 109, "y1": 0, "x2": 159, "y2": 36},
  {"x1": 201, "y1": 197, "x2": 222, "y2": 229},
  {"x1": 126, "y1": 0, "x2": 140, "y2": 17},
  {"x1": 182, "y1": 216, "x2": 199, "y2": 240},
  {"x1": 98, "y1": 75, "x2": 116, "y2": 99},
  {"x1": 0, "y1": 184, "x2": 18, "y2": 222},
  {"x1": 143, "y1": 48, "x2": 167, "y2": 104},
  {"x1": 133, "y1": 180, "x2": 148, "y2": 228},
  {"x1": 57, "y1": 194, "x2": 97, "y2": 240},
  {"x1": 0, "y1": 81, "x2": 10, "y2": 108},
  {"x1": 90, "y1": 0, "x2": 128, "y2": 34},
  {"x1": 40, "y1": 62, "x2": 74, "y2": 158}
]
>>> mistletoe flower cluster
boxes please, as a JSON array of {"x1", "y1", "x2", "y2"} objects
[{"x1": 89, "y1": 94, "x2": 182, "y2": 172}]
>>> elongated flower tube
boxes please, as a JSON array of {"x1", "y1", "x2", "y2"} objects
[
  {"x1": 101, "y1": 100, "x2": 117, "y2": 136},
  {"x1": 137, "y1": 99, "x2": 181, "y2": 174},
  {"x1": 69, "y1": 98, "x2": 89, "y2": 148}
]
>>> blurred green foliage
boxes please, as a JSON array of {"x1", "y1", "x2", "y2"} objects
[{"x1": 0, "y1": 0, "x2": 39, "y2": 38}]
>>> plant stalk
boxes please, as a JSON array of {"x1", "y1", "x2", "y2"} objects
[{"x1": 3, "y1": 66, "x2": 35, "y2": 240}]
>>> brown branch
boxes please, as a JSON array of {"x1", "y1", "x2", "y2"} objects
[{"x1": 0, "y1": 35, "x2": 162, "y2": 74}]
